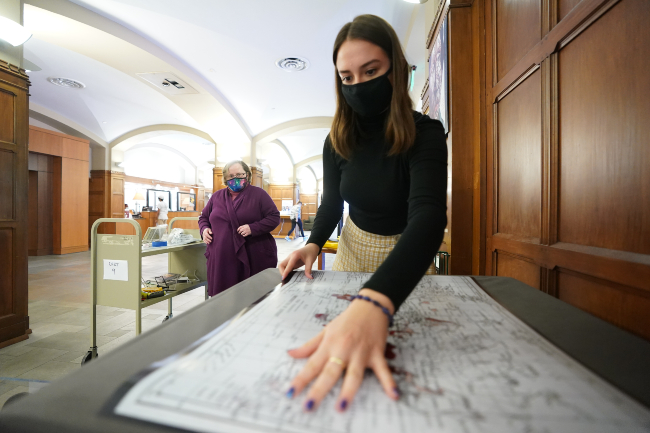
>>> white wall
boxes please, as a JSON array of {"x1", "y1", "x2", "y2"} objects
[
  {"x1": 123, "y1": 147, "x2": 195, "y2": 184},
  {"x1": 297, "y1": 166, "x2": 317, "y2": 194}
]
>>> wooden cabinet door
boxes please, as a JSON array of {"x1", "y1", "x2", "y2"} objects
[{"x1": 0, "y1": 64, "x2": 30, "y2": 348}]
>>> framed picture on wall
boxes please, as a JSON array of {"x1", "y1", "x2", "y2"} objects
[
  {"x1": 177, "y1": 192, "x2": 196, "y2": 211},
  {"x1": 146, "y1": 189, "x2": 171, "y2": 211},
  {"x1": 428, "y1": 14, "x2": 449, "y2": 134}
]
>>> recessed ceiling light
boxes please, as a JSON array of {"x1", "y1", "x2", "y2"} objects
[
  {"x1": 102, "y1": 121, "x2": 107, "y2": 124},
  {"x1": 47, "y1": 77, "x2": 86, "y2": 89},
  {"x1": 403, "y1": 0, "x2": 428, "y2": 3},
  {"x1": 276, "y1": 57, "x2": 309, "y2": 72}
]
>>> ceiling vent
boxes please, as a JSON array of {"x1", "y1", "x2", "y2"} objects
[
  {"x1": 276, "y1": 57, "x2": 309, "y2": 72},
  {"x1": 136, "y1": 72, "x2": 198, "y2": 95},
  {"x1": 47, "y1": 77, "x2": 85, "y2": 89}
]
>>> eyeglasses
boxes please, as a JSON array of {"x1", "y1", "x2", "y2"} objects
[{"x1": 226, "y1": 173, "x2": 247, "y2": 180}]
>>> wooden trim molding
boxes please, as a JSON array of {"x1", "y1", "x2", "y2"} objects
[
  {"x1": 491, "y1": 235, "x2": 650, "y2": 293},
  {"x1": 29, "y1": 125, "x2": 89, "y2": 143}
]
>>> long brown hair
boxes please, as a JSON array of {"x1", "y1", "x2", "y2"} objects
[{"x1": 331, "y1": 14, "x2": 415, "y2": 160}]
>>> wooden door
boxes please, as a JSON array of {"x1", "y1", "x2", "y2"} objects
[
  {"x1": 485, "y1": 0, "x2": 650, "y2": 339},
  {"x1": 299, "y1": 194, "x2": 317, "y2": 220},
  {"x1": 0, "y1": 63, "x2": 30, "y2": 348}
]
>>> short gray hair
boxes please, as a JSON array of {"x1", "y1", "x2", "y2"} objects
[{"x1": 222, "y1": 160, "x2": 252, "y2": 182}]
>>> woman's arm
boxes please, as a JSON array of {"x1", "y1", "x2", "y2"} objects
[
  {"x1": 198, "y1": 195, "x2": 213, "y2": 239},
  {"x1": 305, "y1": 136, "x2": 344, "y2": 251},
  {"x1": 285, "y1": 118, "x2": 448, "y2": 412},
  {"x1": 362, "y1": 119, "x2": 448, "y2": 311},
  {"x1": 248, "y1": 189, "x2": 281, "y2": 236}
]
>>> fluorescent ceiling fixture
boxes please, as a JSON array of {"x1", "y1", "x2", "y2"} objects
[
  {"x1": 0, "y1": 16, "x2": 33, "y2": 46},
  {"x1": 403, "y1": 0, "x2": 428, "y2": 3}
]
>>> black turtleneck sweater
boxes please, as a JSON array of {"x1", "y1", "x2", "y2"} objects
[{"x1": 307, "y1": 111, "x2": 448, "y2": 311}]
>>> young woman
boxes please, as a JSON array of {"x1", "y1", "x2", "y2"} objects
[
  {"x1": 279, "y1": 15, "x2": 447, "y2": 412},
  {"x1": 200, "y1": 160, "x2": 280, "y2": 296}
]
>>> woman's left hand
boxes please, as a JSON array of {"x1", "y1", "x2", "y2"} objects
[
  {"x1": 286, "y1": 288, "x2": 398, "y2": 412},
  {"x1": 237, "y1": 224, "x2": 251, "y2": 237}
]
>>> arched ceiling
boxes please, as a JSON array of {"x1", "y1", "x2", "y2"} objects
[{"x1": 21, "y1": 0, "x2": 429, "y2": 172}]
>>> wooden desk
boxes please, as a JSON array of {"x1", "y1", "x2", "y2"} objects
[{"x1": 271, "y1": 215, "x2": 297, "y2": 239}]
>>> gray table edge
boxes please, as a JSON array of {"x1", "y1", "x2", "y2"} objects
[{"x1": 1, "y1": 272, "x2": 648, "y2": 433}]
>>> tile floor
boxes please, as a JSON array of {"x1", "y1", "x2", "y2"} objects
[{"x1": 0, "y1": 234, "x2": 334, "y2": 407}]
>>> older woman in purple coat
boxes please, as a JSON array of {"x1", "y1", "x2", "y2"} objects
[{"x1": 199, "y1": 160, "x2": 280, "y2": 296}]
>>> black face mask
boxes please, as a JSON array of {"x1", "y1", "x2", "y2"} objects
[{"x1": 341, "y1": 68, "x2": 393, "y2": 118}]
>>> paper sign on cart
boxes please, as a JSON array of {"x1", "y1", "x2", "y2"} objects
[{"x1": 103, "y1": 259, "x2": 128, "y2": 281}]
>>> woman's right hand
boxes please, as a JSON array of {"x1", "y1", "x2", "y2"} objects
[
  {"x1": 279, "y1": 243, "x2": 320, "y2": 280},
  {"x1": 202, "y1": 228, "x2": 213, "y2": 244}
]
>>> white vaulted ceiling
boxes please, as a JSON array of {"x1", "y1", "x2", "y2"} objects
[{"x1": 22, "y1": 0, "x2": 429, "y2": 173}]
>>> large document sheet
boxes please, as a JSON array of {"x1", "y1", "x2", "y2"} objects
[{"x1": 115, "y1": 272, "x2": 650, "y2": 432}]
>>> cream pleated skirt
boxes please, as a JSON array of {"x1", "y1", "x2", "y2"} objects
[{"x1": 332, "y1": 218, "x2": 437, "y2": 274}]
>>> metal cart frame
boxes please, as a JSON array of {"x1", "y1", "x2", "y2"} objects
[{"x1": 83, "y1": 217, "x2": 208, "y2": 364}]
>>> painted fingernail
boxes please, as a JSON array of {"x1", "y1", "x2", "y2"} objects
[
  {"x1": 393, "y1": 387, "x2": 401, "y2": 398},
  {"x1": 286, "y1": 387, "x2": 295, "y2": 399},
  {"x1": 305, "y1": 399, "x2": 315, "y2": 411},
  {"x1": 339, "y1": 399, "x2": 348, "y2": 411}
]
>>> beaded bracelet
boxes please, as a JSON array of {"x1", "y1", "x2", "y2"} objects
[{"x1": 350, "y1": 295, "x2": 394, "y2": 327}]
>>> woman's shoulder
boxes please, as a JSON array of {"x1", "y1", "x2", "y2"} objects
[
  {"x1": 248, "y1": 185, "x2": 272, "y2": 198},
  {"x1": 412, "y1": 111, "x2": 445, "y2": 133}
]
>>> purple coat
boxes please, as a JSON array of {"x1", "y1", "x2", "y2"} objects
[{"x1": 198, "y1": 186, "x2": 280, "y2": 296}]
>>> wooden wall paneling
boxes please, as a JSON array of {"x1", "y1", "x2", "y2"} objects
[
  {"x1": 110, "y1": 172, "x2": 125, "y2": 234},
  {"x1": 61, "y1": 137, "x2": 89, "y2": 161},
  {"x1": 52, "y1": 157, "x2": 62, "y2": 254},
  {"x1": 541, "y1": 54, "x2": 559, "y2": 248},
  {"x1": 0, "y1": 63, "x2": 30, "y2": 348},
  {"x1": 491, "y1": 0, "x2": 622, "y2": 99},
  {"x1": 495, "y1": 0, "x2": 542, "y2": 81},
  {"x1": 268, "y1": 184, "x2": 297, "y2": 210},
  {"x1": 495, "y1": 250, "x2": 541, "y2": 290},
  {"x1": 251, "y1": 166, "x2": 263, "y2": 188},
  {"x1": 27, "y1": 153, "x2": 55, "y2": 256},
  {"x1": 557, "y1": 268, "x2": 650, "y2": 340},
  {"x1": 299, "y1": 193, "x2": 317, "y2": 219},
  {"x1": 558, "y1": 0, "x2": 650, "y2": 255},
  {"x1": 471, "y1": 0, "x2": 488, "y2": 276},
  {"x1": 0, "y1": 89, "x2": 14, "y2": 143},
  {"x1": 0, "y1": 228, "x2": 14, "y2": 318},
  {"x1": 0, "y1": 148, "x2": 14, "y2": 221},
  {"x1": 28, "y1": 127, "x2": 62, "y2": 156},
  {"x1": 448, "y1": 3, "x2": 476, "y2": 275},
  {"x1": 484, "y1": 0, "x2": 496, "y2": 273},
  {"x1": 37, "y1": 170, "x2": 53, "y2": 255},
  {"x1": 212, "y1": 167, "x2": 225, "y2": 192},
  {"x1": 89, "y1": 170, "x2": 112, "y2": 236},
  {"x1": 495, "y1": 69, "x2": 542, "y2": 241},
  {"x1": 197, "y1": 187, "x2": 205, "y2": 212},
  {"x1": 60, "y1": 158, "x2": 89, "y2": 253},
  {"x1": 28, "y1": 171, "x2": 38, "y2": 255},
  {"x1": 559, "y1": 0, "x2": 583, "y2": 21}
]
